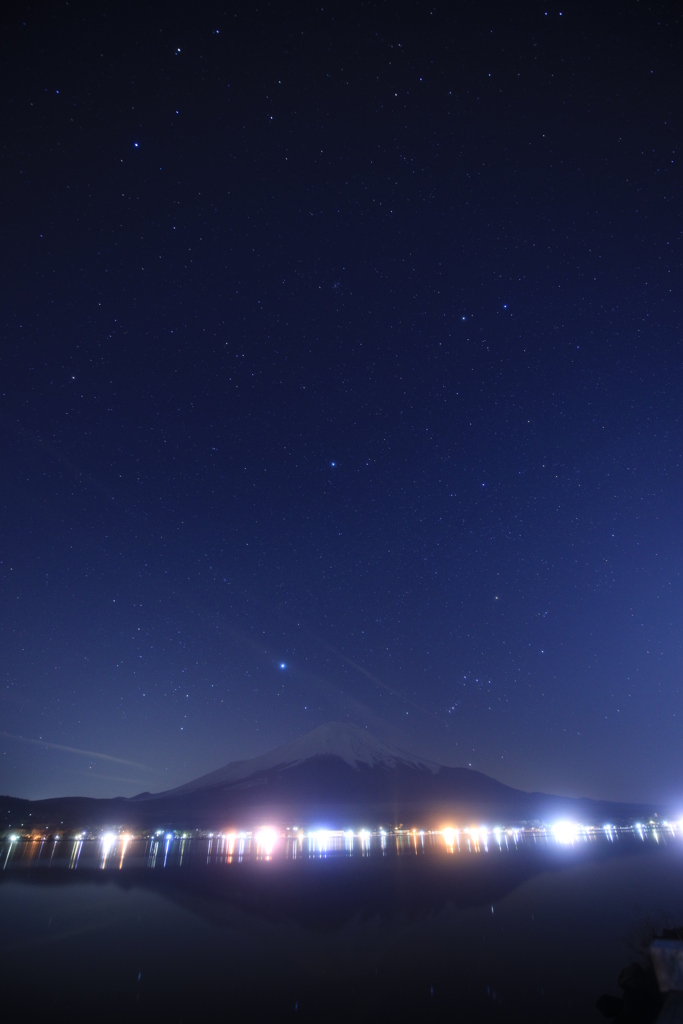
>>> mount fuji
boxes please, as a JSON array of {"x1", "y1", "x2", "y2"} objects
[
  {"x1": 0, "y1": 723, "x2": 660, "y2": 831},
  {"x1": 160, "y1": 722, "x2": 438, "y2": 797}
]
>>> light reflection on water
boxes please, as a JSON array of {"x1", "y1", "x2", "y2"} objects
[
  {"x1": 1, "y1": 821, "x2": 681, "y2": 873},
  {"x1": 2, "y1": 826, "x2": 682, "y2": 1024}
]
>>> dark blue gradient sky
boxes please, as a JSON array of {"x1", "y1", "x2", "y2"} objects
[{"x1": 1, "y1": 0, "x2": 682, "y2": 804}]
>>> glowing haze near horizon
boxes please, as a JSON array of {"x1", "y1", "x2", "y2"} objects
[{"x1": 1, "y1": 0, "x2": 682, "y2": 805}]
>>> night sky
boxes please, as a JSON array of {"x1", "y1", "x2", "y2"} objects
[{"x1": 1, "y1": 0, "x2": 681, "y2": 805}]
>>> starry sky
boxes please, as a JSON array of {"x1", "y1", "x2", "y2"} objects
[{"x1": 1, "y1": 0, "x2": 681, "y2": 805}]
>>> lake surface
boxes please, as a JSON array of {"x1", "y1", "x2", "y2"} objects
[{"x1": 2, "y1": 829, "x2": 683, "y2": 1021}]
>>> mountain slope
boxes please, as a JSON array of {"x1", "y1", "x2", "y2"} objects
[
  {"x1": 155, "y1": 722, "x2": 437, "y2": 798},
  {"x1": 0, "y1": 723, "x2": 662, "y2": 831}
]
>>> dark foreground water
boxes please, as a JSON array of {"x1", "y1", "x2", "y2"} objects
[{"x1": 2, "y1": 830, "x2": 683, "y2": 1022}]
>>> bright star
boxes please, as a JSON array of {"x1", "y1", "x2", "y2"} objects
[{"x1": 279, "y1": 662, "x2": 286, "y2": 670}]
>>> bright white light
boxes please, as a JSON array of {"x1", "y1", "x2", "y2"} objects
[
  {"x1": 442, "y1": 827, "x2": 456, "y2": 847},
  {"x1": 256, "y1": 827, "x2": 277, "y2": 855},
  {"x1": 165, "y1": 833, "x2": 173, "y2": 841},
  {"x1": 101, "y1": 832, "x2": 116, "y2": 860},
  {"x1": 8, "y1": 834, "x2": 18, "y2": 842},
  {"x1": 552, "y1": 821, "x2": 579, "y2": 845},
  {"x1": 279, "y1": 662, "x2": 286, "y2": 670},
  {"x1": 314, "y1": 829, "x2": 330, "y2": 849}
]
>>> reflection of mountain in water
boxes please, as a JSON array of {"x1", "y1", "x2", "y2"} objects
[
  {"x1": 150, "y1": 841, "x2": 645, "y2": 931},
  {"x1": 1, "y1": 838, "x2": 654, "y2": 932},
  {"x1": 0, "y1": 723, "x2": 660, "y2": 830},
  {"x1": 2, "y1": 839, "x2": 680, "y2": 1024}
]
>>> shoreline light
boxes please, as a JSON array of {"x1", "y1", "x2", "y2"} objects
[
  {"x1": 256, "y1": 827, "x2": 277, "y2": 856},
  {"x1": 441, "y1": 827, "x2": 456, "y2": 848},
  {"x1": 5, "y1": 818, "x2": 678, "y2": 859},
  {"x1": 552, "y1": 821, "x2": 579, "y2": 845}
]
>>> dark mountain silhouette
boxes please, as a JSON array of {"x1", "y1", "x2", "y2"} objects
[{"x1": 0, "y1": 723, "x2": 660, "y2": 831}]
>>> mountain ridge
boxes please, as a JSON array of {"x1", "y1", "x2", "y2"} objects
[
  {"x1": 151, "y1": 722, "x2": 438, "y2": 799},
  {"x1": 0, "y1": 722, "x2": 664, "y2": 831}
]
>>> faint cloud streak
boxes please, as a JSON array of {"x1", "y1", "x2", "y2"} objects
[{"x1": 0, "y1": 732, "x2": 153, "y2": 770}]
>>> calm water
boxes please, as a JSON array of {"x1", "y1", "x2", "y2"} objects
[{"x1": 2, "y1": 830, "x2": 683, "y2": 1021}]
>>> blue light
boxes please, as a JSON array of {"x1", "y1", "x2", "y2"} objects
[{"x1": 279, "y1": 662, "x2": 286, "y2": 670}]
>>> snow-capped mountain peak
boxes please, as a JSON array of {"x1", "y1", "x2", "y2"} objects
[{"x1": 164, "y1": 722, "x2": 437, "y2": 796}]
